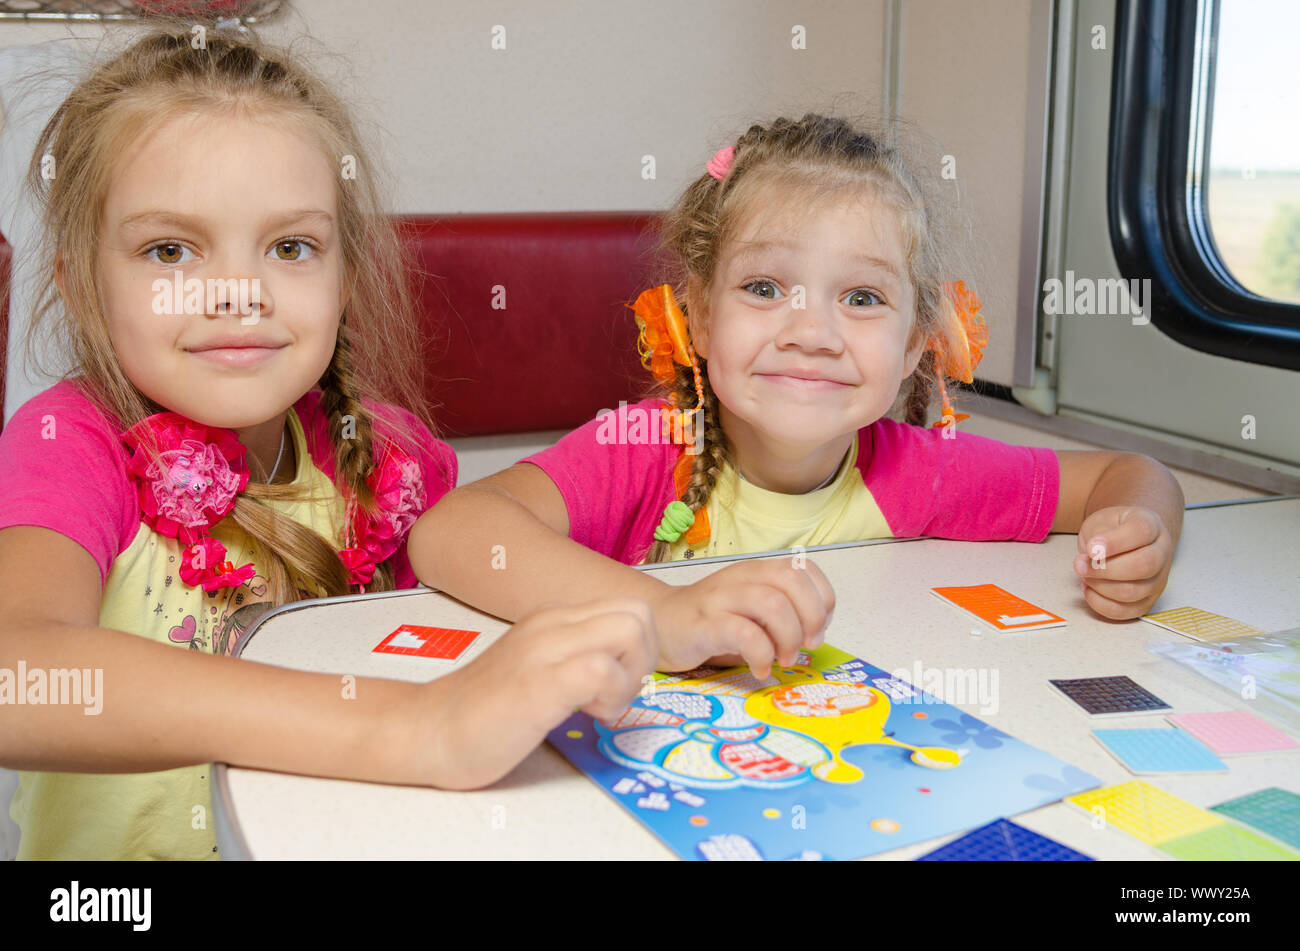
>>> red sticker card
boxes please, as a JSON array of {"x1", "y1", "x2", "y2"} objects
[{"x1": 373, "y1": 625, "x2": 480, "y2": 660}]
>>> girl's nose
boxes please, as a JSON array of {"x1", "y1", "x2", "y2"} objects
[
  {"x1": 775, "y1": 292, "x2": 842, "y2": 353},
  {"x1": 206, "y1": 282, "x2": 268, "y2": 323},
  {"x1": 204, "y1": 256, "x2": 270, "y2": 322}
]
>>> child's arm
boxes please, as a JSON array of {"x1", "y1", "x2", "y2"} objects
[
  {"x1": 0, "y1": 526, "x2": 655, "y2": 790},
  {"x1": 1051, "y1": 450, "x2": 1184, "y2": 620},
  {"x1": 409, "y1": 464, "x2": 835, "y2": 677}
]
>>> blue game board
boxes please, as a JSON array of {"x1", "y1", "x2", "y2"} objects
[
  {"x1": 547, "y1": 644, "x2": 1102, "y2": 860},
  {"x1": 916, "y1": 818, "x2": 1093, "y2": 861}
]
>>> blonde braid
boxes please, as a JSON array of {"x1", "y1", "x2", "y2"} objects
[
  {"x1": 903, "y1": 349, "x2": 937, "y2": 427},
  {"x1": 642, "y1": 359, "x2": 730, "y2": 563},
  {"x1": 316, "y1": 319, "x2": 397, "y2": 592}
]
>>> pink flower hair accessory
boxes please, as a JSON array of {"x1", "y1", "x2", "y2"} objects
[
  {"x1": 706, "y1": 145, "x2": 735, "y2": 180},
  {"x1": 338, "y1": 441, "x2": 427, "y2": 591},
  {"x1": 178, "y1": 536, "x2": 257, "y2": 592},
  {"x1": 123, "y1": 412, "x2": 255, "y2": 592},
  {"x1": 338, "y1": 546, "x2": 377, "y2": 587},
  {"x1": 124, "y1": 413, "x2": 249, "y2": 544}
]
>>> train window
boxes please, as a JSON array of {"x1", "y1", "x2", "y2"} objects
[
  {"x1": 1110, "y1": 0, "x2": 1300, "y2": 372},
  {"x1": 1205, "y1": 0, "x2": 1300, "y2": 305}
]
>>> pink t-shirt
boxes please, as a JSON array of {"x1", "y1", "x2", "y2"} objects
[
  {"x1": 523, "y1": 399, "x2": 1060, "y2": 565},
  {"x1": 0, "y1": 380, "x2": 457, "y2": 591}
]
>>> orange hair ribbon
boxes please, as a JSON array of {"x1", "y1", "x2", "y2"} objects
[
  {"x1": 929, "y1": 280, "x2": 989, "y2": 427},
  {"x1": 671, "y1": 450, "x2": 710, "y2": 547},
  {"x1": 630, "y1": 285, "x2": 713, "y2": 550},
  {"x1": 629, "y1": 285, "x2": 706, "y2": 440}
]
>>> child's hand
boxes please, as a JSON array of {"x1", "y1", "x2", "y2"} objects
[
  {"x1": 1073, "y1": 506, "x2": 1175, "y2": 620},
  {"x1": 413, "y1": 599, "x2": 658, "y2": 790},
  {"x1": 648, "y1": 559, "x2": 835, "y2": 677}
]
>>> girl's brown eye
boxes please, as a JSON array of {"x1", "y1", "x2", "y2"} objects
[
  {"x1": 843, "y1": 289, "x2": 882, "y2": 307},
  {"x1": 155, "y1": 244, "x2": 182, "y2": 264},
  {"x1": 274, "y1": 241, "x2": 301, "y2": 261}
]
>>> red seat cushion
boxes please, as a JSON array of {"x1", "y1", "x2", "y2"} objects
[
  {"x1": 0, "y1": 212, "x2": 669, "y2": 437},
  {"x1": 402, "y1": 213, "x2": 665, "y2": 436}
]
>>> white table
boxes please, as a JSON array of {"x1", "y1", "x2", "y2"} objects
[{"x1": 212, "y1": 497, "x2": 1300, "y2": 859}]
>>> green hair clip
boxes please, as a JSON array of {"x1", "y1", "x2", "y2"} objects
[{"x1": 653, "y1": 500, "x2": 695, "y2": 543}]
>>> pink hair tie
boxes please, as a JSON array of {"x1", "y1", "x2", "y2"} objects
[{"x1": 706, "y1": 145, "x2": 735, "y2": 180}]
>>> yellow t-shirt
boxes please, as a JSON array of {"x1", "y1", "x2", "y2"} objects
[{"x1": 667, "y1": 437, "x2": 887, "y2": 561}]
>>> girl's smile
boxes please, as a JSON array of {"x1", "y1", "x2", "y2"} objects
[
  {"x1": 187, "y1": 346, "x2": 287, "y2": 368},
  {"x1": 753, "y1": 369, "x2": 856, "y2": 389},
  {"x1": 185, "y1": 331, "x2": 292, "y2": 368}
]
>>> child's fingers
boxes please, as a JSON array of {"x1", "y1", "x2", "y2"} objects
[
  {"x1": 769, "y1": 557, "x2": 835, "y2": 621},
  {"x1": 1078, "y1": 509, "x2": 1162, "y2": 562},
  {"x1": 1081, "y1": 581, "x2": 1149, "y2": 621},
  {"x1": 770, "y1": 559, "x2": 836, "y2": 645},
  {"x1": 724, "y1": 616, "x2": 779, "y2": 680},
  {"x1": 714, "y1": 582, "x2": 804, "y2": 668},
  {"x1": 549, "y1": 651, "x2": 636, "y2": 724},
  {"x1": 1073, "y1": 542, "x2": 1165, "y2": 583},
  {"x1": 803, "y1": 561, "x2": 836, "y2": 619},
  {"x1": 541, "y1": 605, "x2": 656, "y2": 711},
  {"x1": 1080, "y1": 571, "x2": 1161, "y2": 607},
  {"x1": 578, "y1": 654, "x2": 644, "y2": 724},
  {"x1": 722, "y1": 559, "x2": 834, "y2": 646}
]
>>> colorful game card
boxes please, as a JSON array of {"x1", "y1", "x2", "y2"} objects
[
  {"x1": 372, "y1": 624, "x2": 479, "y2": 661},
  {"x1": 1211, "y1": 788, "x2": 1300, "y2": 850},
  {"x1": 1159, "y1": 823, "x2": 1299, "y2": 860},
  {"x1": 547, "y1": 644, "x2": 1101, "y2": 861},
  {"x1": 931, "y1": 584, "x2": 1065, "y2": 631},
  {"x1": 1142, "y1": 607, "x2": 1268, "y2": 643},
  {"x1": 1049, "y1": 675, "x2": 1171, "y2": 717},
  {"x1": 916, "y1": 817, "x2": 1092, "y2": 861},
  {"x1": 1067, "y1": 780, "x2": 1219, "y2": 846},
  {"x1": 1092, "y1": 728, "x2": 1227, "y2": 774},
  {"x1": 1166, "y1": 711, "x2": 1300, "y2": 755},
  {"x1": 1067, "y1": 780, "x2": 1300, "y2": 860}
]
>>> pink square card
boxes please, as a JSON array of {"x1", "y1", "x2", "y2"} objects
[{"x1": 1166, "y1": 711, "x2": 1300, "y2": 755}]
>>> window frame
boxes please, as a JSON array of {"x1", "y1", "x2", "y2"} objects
[{"x1": 1109, "y1": 0, "x2": 1300, "y2": 371}]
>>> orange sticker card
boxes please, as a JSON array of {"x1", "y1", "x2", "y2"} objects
[
  {"x1": 373, "y1": 625, "x2": 480, "y2": 660},
  {"x1": 931, "y1": 584, "x2": 1066, "y2": 631}
]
